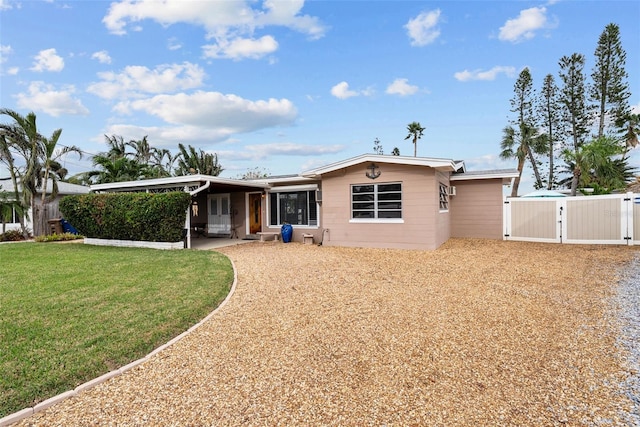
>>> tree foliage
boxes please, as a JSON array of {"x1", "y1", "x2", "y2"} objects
[{"x1": 404, "y1": 122, "x2": 425, "y2": 157}]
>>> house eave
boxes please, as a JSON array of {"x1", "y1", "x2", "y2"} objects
[
  {"x1": 90, "y1": 175, "x2": 271, "y2": 193},
  {"x1": 301, "y1": 154, "x2": 459, "y2": 178}
]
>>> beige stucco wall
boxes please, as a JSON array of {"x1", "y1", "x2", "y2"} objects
[
  {"x1": 320, "y1": 163, "x2": 449, "y2": 250},
  {"x1": 449, "y1": 179, "x2": 504, "y2": 239}
]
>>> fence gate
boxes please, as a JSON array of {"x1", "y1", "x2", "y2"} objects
[{"x1": 503, "y1": 193, "x2": 638, "y2": 245}]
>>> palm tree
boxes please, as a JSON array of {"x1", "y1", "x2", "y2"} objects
[
  {"x1": 39, "y1": 129, "x2": 83, "y2": 205},
  {"x1": 104, "y1": 134, "x2": 128, "y2": 159},
  {"x1": 175, "y1": 143, "x2": 223, "y2": 176},
  {"x1": 88, "y1": 155, "x2": 150, "y2": 184},
  {"x1": 0, "y1": 109, "x2": 44, "y2": 236},
  {"x1": 561, "y1": 136, "x2": 631, "y2": 194},
  {"x1": 127, "y1": 136, "x2": 155, "y2": 164},
  {"x1": 618, "y1": 113, "x2": 640, "y2": 157},
  {"x1": 404, "y1": 121, "x2": 425, "y2": 157},
  {"x1": 500, "y1": 123, "x2": 544, "y2": 197}
]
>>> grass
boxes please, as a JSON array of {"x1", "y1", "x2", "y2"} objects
[{"x1": 0, "y1": 242, "x2": 234, "y2": 418}]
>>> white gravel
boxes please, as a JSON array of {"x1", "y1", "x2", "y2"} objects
[{"x1": 615, "y1": 253, "x2": 640, "y2": 425}]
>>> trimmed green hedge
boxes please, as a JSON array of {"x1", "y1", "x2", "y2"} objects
[{"x1": 60, "y1": 192, "x2": 191, "y2": 242}]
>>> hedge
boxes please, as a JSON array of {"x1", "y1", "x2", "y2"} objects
[{"x1": 59, "y1": 192, "x2": 192, "y2": 242}]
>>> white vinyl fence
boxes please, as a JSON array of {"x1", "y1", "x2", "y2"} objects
[{"x1": 503, "y1": 193, "x2": 640, "y2": 245}]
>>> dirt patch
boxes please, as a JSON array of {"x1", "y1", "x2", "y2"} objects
[{"x1": 15, "y1": 239, "x2": 638, "y2": 426}]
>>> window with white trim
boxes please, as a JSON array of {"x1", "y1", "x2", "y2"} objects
[
  {"x1": 269, "y1": 190, "x2": 318, "y2": 226},
  {"x1": 439, "y1": 182, "x2": 449, "y2": 211},
  {"x1": 351, "y1": 182, "x2": 402, "y2": 219}
]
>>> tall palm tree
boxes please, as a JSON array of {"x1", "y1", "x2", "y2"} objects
[
  {"x1": 0, "y1": 109, "x2": 44, "y2": 236},
  {"x1": 127, "y1": 136, "x2": 155, "y2": 164},
  {"x1": 404, "y1": 121, "x2": 425, "y2": 157},
  {"x1": 39, "y1": 129, "x2": 83, "y2": 204},
  {"x1": 104, "y1": 134, "x2": 128, "y2": 159},
  {"x1": 500, "y1": 123, "x2": 544, "y2": 197}
]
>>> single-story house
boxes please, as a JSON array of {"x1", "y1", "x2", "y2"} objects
[
  {"x1": 90, "y1": 154, "x2": 518, "y2": 250},
  {"x1": 0, "y1": 177, "x2": 90, "y2": 235}
]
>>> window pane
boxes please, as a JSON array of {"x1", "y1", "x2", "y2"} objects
[
  {"x1": 378, "y1": 193, "x2": 400, "y2": 201},
  {"x1": 309, "y1": 190, "x2": 317, "y2": 226},
  {"x1": 352, "y1": 185, "x2": 374, "y2": 193},
  {"x1": 221, "y1": 197, "x2": 229, "y2": 215},
  {"x1": 270, "y1": 193, "x2": 277, "y2": 226},
  {"x1": 379, "y1": 211, "x2": 402, "y2": 218},
  {"x1": 353, "y1": 211, "x2": 374, "y2": 219},
  {"x1": 378, "y1": 183, "x2": 401, "y2": 192},
  {"x1": 353, "y1": 202, "x2": 374, "y2": 210},
  {"x1": 379, "y1": 202, "x2": 402, "y2": 210},
  {"x1": 353, "y1": 194, "x2": 374, "y2": 202}
]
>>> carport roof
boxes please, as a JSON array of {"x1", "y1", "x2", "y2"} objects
[{"x1": 90, "y1": 174, "x2": 270, "y2": 193}]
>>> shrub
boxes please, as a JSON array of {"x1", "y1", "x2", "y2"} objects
[
  {"x1": 0, "y1": 229, "x2": 25, "y2": 242},
  {"x1": 60, "y1": 192, "x2": 191, "y2": 242},
  {"x1": 34, "y1": 232, "x2": 84, "y2": 242}
]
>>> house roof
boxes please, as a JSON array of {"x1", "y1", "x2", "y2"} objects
[
  {"x1": 0, "y1": 177, "x2": 90, "y2": 195},
  {"x1": 90, "y1": 174, "x2": 270, "y2": 193},
  {"x1": 450, "y1": 168, "x2": 519, "y2": 184},
  {"x1": 301, "y1": 154, "x2": 462, "y2": 178}
]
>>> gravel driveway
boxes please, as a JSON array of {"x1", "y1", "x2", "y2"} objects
[{"x1": 13, "y1": 239, "x2": 639, "y2": 426}]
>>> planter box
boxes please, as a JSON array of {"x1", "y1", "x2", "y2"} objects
[{"x1": 84, "y1": 238, "x2": 184, "y2": 250}]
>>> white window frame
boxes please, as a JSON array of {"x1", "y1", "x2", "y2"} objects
[
  {"x1": 350, "y1": 182, "x2": 404, "y2": 223},
  {"x1": 439, "y1": 182, "x2": 449, "y2": 212},
  {"x1": 268, "y1": 185, "x2": 319, "y2": 228}
]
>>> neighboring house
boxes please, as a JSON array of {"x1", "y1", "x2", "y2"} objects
[
  {"x1": 90, "y1": 154, "x2": 518, "y2": 250},
  {"x1": 0, "y1": 178, "x2": 90, "y2": 235}
]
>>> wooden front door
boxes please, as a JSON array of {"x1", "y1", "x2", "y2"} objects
[
  {"x1": 207, "y1": 193, "x2": 231, "y2": 234},
  {"x1": 248, "y1": 193, "x2": 262, "y2": 234}
]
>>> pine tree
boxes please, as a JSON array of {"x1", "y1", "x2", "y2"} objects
[
  {"x1": 536, "y1": 74, "x2": 562, "y2": 189},
  {"x1": 590, "y1": 23, "x2": 631, "y2": 138},
  {"x1": 558, "y1": 53, "x2": 594, "y2": 195}
]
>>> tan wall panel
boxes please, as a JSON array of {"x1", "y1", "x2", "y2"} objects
[
  {"x1": 450, "y1": 179, "x2": 504, "y2": 239},
  {"x1": 510, "y1": 200, "x2": 557, "y2": 239},
  {"x1": 566, "y1": 198, "x2": 620, "y2": 240},
  {"x1": 321, "y1": 163, "x2": 443, "y2": 250}
]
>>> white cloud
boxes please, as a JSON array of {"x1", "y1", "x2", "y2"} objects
[
  {"x1": 405, "y1": 9, "x2": 441, "y2": 46},
  {"x1": 112, "y1": 91, "x2": 297, "y2": 139},
  {"x1": 102, "y1": 0, "x2": 326, "y2": 60},
  {"x1": 454, "y1": 66, "x2": 516, "y2": 82},
  {"x1": 6, "y1": 67, "x2": 19, "y2": 75},
  {"x1": 631, "y1": 103, "x2": 640, "y2": 115},
  {"x1": 167, "y1": 37, "x2": 182, "y2": 51},
  {"x1": 499, "y1": 7, "x2": 548, "y2": 43},
  {"x1": 386, "y1": 78, "x2": 419, "y2": 96},
  {"x1": 0, "y1": 45, "x2": 12, "y2": 63},
  {"x1": 30, "y1": 48, "x2": 64, "y2": 72},
  {"x1": 15, "y1": 81, "x2": 89, "y2": 117},
  {"x1": 91, "y1": 50, "x2": 112, "y2": 64},
  {"x1": 220, "y1": 142, "x2": 344, "y2": 161},
  {"x1": 87, "y1": 62, "x2": 205, "y2": 100},
  {"x1": 203, "y1": 35, "x2": 278, "y2": 60},
  {"x1": 0, "y1": 0, "x2": 15, "y2": 11},
  {"x1": 331, "y1": 81, "x2": 366, "y2": 99}
]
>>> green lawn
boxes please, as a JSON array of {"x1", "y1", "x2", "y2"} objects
[{"x1": 0, "y1": 242, "x2": 234, "y2": 418}]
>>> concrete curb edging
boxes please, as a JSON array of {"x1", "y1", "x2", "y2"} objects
[{"x1": 0, "y1": 257, "x2": 239, "y2": 427}]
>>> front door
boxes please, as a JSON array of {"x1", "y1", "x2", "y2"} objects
[
  {"x1": 248, "y1": 193, "x2": 262, "y2": 234},
  {"x1": 207, "y1": 193, "x2": 231, "y2": 235}
]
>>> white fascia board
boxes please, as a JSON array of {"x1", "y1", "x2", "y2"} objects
[
  {"x1": 268, "y1": 183, "x2": 319, "y2": 192},
  {"x1": 450, "y1": 171, "x2": 520, "y2": 182},
  {"x1": 90, "y1": 174, "x2": 270, "y2": 192},
  {"x1": 301, "y1": 154, "x2": 457, "y2": 177}
]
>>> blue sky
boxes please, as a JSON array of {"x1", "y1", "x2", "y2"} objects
[{"x1": 1, "y1": 0, "x2": 638, "y2": 193}]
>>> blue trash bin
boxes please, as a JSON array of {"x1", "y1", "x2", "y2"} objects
[{"x1": 281, "y1": 223, "x2": 293, "y2": 243}]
